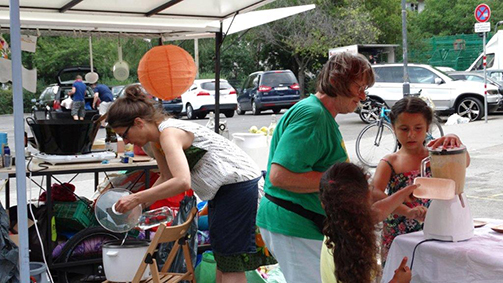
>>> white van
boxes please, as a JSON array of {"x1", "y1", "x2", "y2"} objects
[
  {"x1": 364, "y1": 64, "x2": 502, "y2": 121},
  {"x1": 467, "y1": 30, "x2": 503, "y2": 72}
]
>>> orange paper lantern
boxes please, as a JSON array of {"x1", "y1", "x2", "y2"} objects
[{"x1": 137, "y1": 45, "x2": 197, "y2": 101}]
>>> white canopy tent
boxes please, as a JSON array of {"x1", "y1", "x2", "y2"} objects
[{"x1": 1, "y1": 0, "x2": 314, "y2": 281}]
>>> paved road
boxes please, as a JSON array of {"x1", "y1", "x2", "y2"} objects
[{"x1": 1, "y1": 110, "x2": 502, "y2": 219}]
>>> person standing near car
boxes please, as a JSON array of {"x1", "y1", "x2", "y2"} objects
[
  {"x1": 68, "y1": 75, "x2": 86, "y2": 120},
  {"x1": 256, "y1": 52, "x2": 374, "y2": 283},
  {"x1": 92, "y1": 82, "x2": 114, "y2": 126}
]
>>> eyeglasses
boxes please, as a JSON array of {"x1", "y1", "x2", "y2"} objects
[
  {"x1": 354, "y1": 81, "x2": 368, "y2": 94},
  {"x1": 119, "y1": 124, "x2": 132, "y2": 140}
]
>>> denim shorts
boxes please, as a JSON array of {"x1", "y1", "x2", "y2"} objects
[{"x1": 208, "y1": 177, "x2": 259, "y2": 256}]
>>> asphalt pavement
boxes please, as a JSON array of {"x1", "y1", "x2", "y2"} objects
[{"x1": 1, "y1": 112, "x2": 502, "y2": 219}]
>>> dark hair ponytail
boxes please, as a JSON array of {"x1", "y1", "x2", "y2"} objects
[
  {"x1": 389, "y1": 96, "x2": 433, "y2": 126},
  {"x1": 107, "y1": 85, "x2": 166, "y2": 128}
]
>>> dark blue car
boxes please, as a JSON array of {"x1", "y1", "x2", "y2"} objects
[{"x1": 236, "y1": 70, "x2": 301, "y2": 115}]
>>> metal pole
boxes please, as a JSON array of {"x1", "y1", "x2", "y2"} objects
[
  {"x1": 9, "y1": 0, "x2": 31, "y2": 281},
  {"x1": 194, "y1": 38, "x2": 199, "y2": 79},
  {"x1": 483, "y1": 31, "x2": 488, "y2": 123},
  {"x1": 214, "y1": 23, "x2": 222, "y2": 133},
  {"x1": 401, "y1": 0, "x2": 410, "y2": 96}
]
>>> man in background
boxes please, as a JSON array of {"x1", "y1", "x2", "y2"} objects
[
  {"x1": 68, "y1": 75, "x2": 86, "y2": 120},
  {"x1": 92, "y1": 82, "x2": 114, "y2": 127}
]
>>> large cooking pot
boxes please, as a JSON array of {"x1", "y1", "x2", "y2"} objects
[
  {"x1": 26, "y1": 113, "x2": 100, "y2": 155},
  {"x1": 102, "y1": 239, "x2": 150, "y2": 282}
]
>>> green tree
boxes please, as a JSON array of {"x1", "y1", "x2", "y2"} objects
[
  {"x1": 414, "y1": 0, "x2": 503, "y2": 37},
  {"x1": 251, "y1": 0, "x2": 380, "y2": 96}
]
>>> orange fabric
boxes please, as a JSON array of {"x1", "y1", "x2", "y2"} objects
[
  {"x1": 137, "y1": 45, "x2": 197, "y2": 100},
  {"x1": 199, "y1": 203, "x2": 208, "y2": 216}
]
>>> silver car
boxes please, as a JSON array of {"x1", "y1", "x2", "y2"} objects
[{"x1": 362, "y1": 64, "x2": 502, "y2": 122}]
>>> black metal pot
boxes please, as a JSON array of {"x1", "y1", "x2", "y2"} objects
[{"x1": 26, "y1": 112, "x2": 101, "y2": 155}]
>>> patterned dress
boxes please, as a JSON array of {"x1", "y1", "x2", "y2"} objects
[{"x1": 380, "y1": 159, "x2": 431, "y2": 265}]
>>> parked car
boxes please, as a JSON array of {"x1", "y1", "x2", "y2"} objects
[
  {"x1": 363, "y1": 64, "x2": 502, "y2": 121},
  {"x1": 111, "y1": 85, "x2": 125, "y2": 99},
  {"x1": 436, "y1": 66, "x2": 456, "y2": 73},
  {"x1": 474, "y1": 69, "x2": 503, "y2": 85},
  {"x1": 117, "y1": 83, "x2": 183, "y2": 117},
  {"x1": 180, "y1": 79, "x2": 237, "y2": 119},
  {"x1": 237, "y1": 70, "x2": 300, "y2": 115},
  {"x1": 32, "y1": 66, "x2": 97, "y2": 112},
  {"x1": 448, "y1": 71, "x2": 503, "y2": 94}
]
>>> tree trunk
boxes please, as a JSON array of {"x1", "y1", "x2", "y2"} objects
[{"x1": 294, "y1": 54, "x2": 308, "y2": 98}]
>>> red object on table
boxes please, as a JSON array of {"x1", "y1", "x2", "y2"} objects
[{"x1": 134, "y1": 144, "x2": 147, "y2": 156}]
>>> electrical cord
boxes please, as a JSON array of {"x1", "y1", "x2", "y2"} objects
[
  {"x1": 27, "y1": 169, "x2": 55, "y2": 283},
  {"x1": 409, "y1": 239, "x2": 438, "y2": 270}
]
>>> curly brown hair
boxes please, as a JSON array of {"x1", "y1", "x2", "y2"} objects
[
  {"x1": 320, "y1": 162, "x2": 379, "y2": 283},
  {"x1": 106, "y1": 84, "x2": 166, "y2": 128}
]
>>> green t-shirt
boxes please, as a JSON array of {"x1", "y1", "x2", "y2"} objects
[{"x1": 256, "y1": 95, "x2": 348, "y2": 240}]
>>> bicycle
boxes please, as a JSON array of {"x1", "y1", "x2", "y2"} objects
[{"x1": 355, "y1": 100, "x2": 444, "y2": 168}]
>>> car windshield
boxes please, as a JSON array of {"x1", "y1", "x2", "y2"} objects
[
  {"x1": 261, "y1": 72, "x2": 297, "y2": 87},
  {"x1": 200, "y1": 81, "x2": 232, "y2": 90}
]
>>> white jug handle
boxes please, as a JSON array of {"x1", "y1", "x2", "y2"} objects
[
  {"x1": 106, "y1": 250, "x2": 119, "y2": 257},
  {"x1": 420, "y1": 157, "x2": 430, "y2": 177}
]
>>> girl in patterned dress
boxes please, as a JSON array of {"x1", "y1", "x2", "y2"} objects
[
  {"x1": 107, "y1": 85, "x2": 275, "y2": 283},
  {"x1": 372, "y1": 96, "x2": 470, "y2": 265}
]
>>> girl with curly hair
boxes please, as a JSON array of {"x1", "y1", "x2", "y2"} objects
[{"x1": 320, "y1": 162, "x2": 415, "y2": 283}]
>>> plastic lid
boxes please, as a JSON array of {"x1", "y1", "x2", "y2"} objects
[
  {"x1": 94, "y1": 188, "x2": 142, "y2": 233},
  {"x1": 427, "y1": 144, "x2": 466, "y2": 155}
]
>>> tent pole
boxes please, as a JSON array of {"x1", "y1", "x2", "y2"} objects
[
  {"x1": 214, "y1": 23, "x2": 222, "y2": 134},
  {"x1": 9, "y1": 0, "x2": 31, "y2": 281}
]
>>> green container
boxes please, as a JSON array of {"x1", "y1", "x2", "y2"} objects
[{"x1": 54, "y1": 200, "x2": 95, "y2": 231}]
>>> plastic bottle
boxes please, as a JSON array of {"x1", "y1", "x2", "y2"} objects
[
  {"x1": 137, "y1": 206, "x2": 174, "y2": 230},
  {"x1": 123, "y1": 143, "x2": 134, "y2": 163},
  {"x1": 3, "y1": 144, "x2": 11, "y2": 169},
  {"x1": 105, "y1": 126, "x2": 118, "y2": 156},
  {"x1": 268, "y1": 114, "x2": 277, "y2": 137}
]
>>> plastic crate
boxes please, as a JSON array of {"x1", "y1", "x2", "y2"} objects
[{"x1": 54, "y1": 200, "x2": 96, "y2": 231}]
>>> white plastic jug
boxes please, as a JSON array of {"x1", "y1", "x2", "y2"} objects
[{"x1": 232, "y1": 133, "x2": 270, "y2": 170}]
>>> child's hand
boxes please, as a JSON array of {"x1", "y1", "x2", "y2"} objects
[
  {"x1": 427, "y1": 134, "x2": 462, "y2": 149},
  {"x1": 405, "y1": 206, "x2": 427, "y2": 221},
  {"x1": 390, "y1": 257, "x2": 411, "y2": 283},
  {"x1": 401, "y1": 184, "x2": 419, "y2": 203}
]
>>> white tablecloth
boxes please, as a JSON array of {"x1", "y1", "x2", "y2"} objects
[{"x1": 381, "y1": 218, "x2": 503, "y2": 283}]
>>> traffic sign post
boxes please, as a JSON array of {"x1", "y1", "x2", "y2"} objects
[{"x1": 474, "y1": 3, "x2": 491, "y2": 123}]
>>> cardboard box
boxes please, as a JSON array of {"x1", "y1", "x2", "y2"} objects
[{"x1": 9, "y1": 218, "x2": 34, "y2": 246}]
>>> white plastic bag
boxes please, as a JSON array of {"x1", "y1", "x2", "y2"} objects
[{"x1": 445, "y1": 114, "x2": 470, "y2": 125}]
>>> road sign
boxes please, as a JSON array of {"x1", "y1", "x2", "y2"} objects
[
  {"x1": 475, "y1": 22, "x2": 491, "y2": 33},
  {"x1": 474, "y1": 4, "x2": 491, "y2": 23}
]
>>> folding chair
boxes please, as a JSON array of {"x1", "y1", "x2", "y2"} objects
[{"x1": 132, "y1": 207, "x2": 197, "y2": 283}]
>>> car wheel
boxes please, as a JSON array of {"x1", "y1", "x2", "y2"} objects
[
  {"x1": 457, "y1": 97, "x2": 483, "y2": 121},
  {"x1": 359, "y1": 98, "x2": 380, "y2": 124},
  {"x1": 273, "y1": 108, "x2": 281, "y2": 114},
  {"x1": 236, "y1": 103, "x2": 246, "y2": 115},
  {"x1": 224, "y1": 110, "x2": 235, "y2": 118},
  {"x1": 186, "y1": 104, "x2": 196, "y2": 120},
  {"x1": 252, "y1": 101, "x2": 261, "y2": 115}
]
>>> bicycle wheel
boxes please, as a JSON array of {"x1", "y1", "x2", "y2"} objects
[
  {"x1": 356, "y1": 122, "x2": 398, "y2": 168},
  {"x1": 426, "y1": 121, "x2": 444, "y2": 143},
  {"x1": 54, "y1": 226, "x2": 124, "y2": 283}
]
